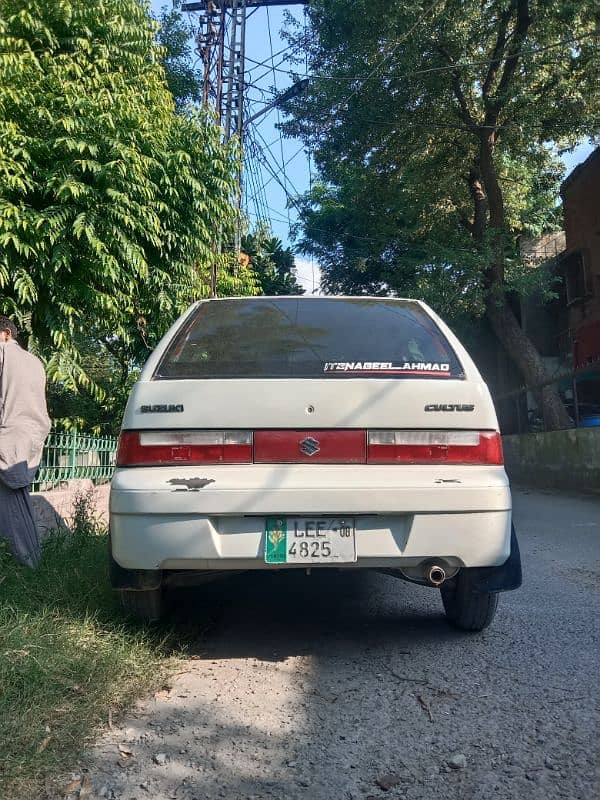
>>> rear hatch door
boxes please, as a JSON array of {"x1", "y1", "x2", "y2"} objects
[{"x1": 124, "y1": 297, "x2": 496, "y2": 432}]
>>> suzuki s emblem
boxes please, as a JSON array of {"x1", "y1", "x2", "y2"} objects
[{"x1": 299, "y1": 436, "x2": 321, "y2": 456}]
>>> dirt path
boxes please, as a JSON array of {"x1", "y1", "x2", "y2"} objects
[{"x1": 72, "y1": 490, "x2": 600, "y2": 799}]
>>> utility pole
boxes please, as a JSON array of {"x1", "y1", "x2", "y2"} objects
[
  {"x1": 184, "y1": 0, "x2": 307, "y2": 140},
  {"x1": 182, "y1": 0, "x2": 307, "y2": 294}
]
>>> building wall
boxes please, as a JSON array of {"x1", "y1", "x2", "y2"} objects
[{"x1": 561, "y1": 147, "x2": 600, "y2": 366}]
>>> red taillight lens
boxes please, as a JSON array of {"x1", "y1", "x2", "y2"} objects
[
  {"x1": 367, "y1": 430, "x2": 503, "y2": 465},
  {"x1": 116, "y1": 431, "x2": 253, "y2": 466}
]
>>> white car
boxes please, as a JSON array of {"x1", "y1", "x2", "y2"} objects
[{"x1": 109, "y1": 296, "x2": 521, "y2": 628}]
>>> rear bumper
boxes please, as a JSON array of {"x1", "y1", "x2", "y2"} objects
[
  {"x1": 111, "y1": 511, "x2": 512, "y2": 571},
  {"x1": 110, "y1": 464, "x2": 511, "y2": 571}
]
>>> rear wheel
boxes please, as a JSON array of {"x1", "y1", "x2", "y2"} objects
[
  {"x1": 120, "y1": 587, "x2": 164, "y2": 623},
  {"x1": 441, "y1": 571, "x2": 498, "y2": 632}
]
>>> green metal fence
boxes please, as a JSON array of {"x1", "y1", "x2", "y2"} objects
[{"x1": 31, "y1": 432, "x2": 118, "y2": 493}]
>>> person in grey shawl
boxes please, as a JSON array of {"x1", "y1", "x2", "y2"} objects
[{"x1": 0, "y1": 316, "x2": 51, "y2": 566}]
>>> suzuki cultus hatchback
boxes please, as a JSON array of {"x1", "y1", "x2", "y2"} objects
[{"x1": 110, "y1": 297, "x2": 521, "y2": 627}]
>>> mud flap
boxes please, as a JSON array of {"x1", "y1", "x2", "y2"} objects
[
  {"x1": 108, "y1": 533, "x2": 162, "y2": 591},
  {"x1": 466, "y1": 525, "x2": 522, "y2": 593}
]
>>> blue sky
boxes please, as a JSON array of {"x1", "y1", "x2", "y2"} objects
[
  {"x1": 561, "y1": 140, "x2": 595, "y2": 173},
  {"x1": 152, "y1": 3, "x2": 595, "y2": 293}
]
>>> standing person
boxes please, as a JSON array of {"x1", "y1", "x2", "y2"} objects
[{"x1": 0, "y1": 316, "x2": 51, "y2": 566}]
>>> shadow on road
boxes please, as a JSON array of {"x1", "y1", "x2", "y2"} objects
[{"x1": 166, "y1": 569, "x2": 465, "y2": 662}]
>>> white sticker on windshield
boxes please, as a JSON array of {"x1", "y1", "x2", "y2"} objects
[{"x1": 323, "y1": 362, "x2": 451, "y2": 374}]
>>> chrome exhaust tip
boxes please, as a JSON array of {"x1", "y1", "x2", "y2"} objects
[{"x1": 428, "y1": 565, "x2": 446, "y2": 586}]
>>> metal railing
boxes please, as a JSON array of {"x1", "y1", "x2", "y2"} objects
[{"x1": 31, "y1": 432, "x2": 118, "y2": 493}]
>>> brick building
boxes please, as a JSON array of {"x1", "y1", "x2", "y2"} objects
[
  {"x1": 560, "y1": 146, "x2": 600, "y2": 368},
  {"x1": 489, "y1": 149, "x2": 600, "y2": 432}
]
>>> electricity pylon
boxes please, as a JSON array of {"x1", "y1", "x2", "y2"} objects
[
  {"x1": 182, "y1": 0, "x2": 307, "y2": 291},
  {"x1": 183, "y1": 0, "x2": 306, "y2": 140}
]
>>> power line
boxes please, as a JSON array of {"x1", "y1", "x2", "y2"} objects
[
  {"x1": 243, "y1": 147, "x2": 267, "y2": 224},
  {"x1": 254, "y1": 127, "x2": 304, "y2": 196},
  {"x1": 305, "y1": 4, "x2": 316, "y2": 293},
  {"x1": 241, "y1": 32, "x2": 599, "y2": 84},
  {"x1": 244, "y1": 126, "x2": 284, "y2": 224},
  {"x1": 266, "y1": 7, "x2": 291, "y2": 229},
  {"x1": 247, "y1": 49, "x2": 307, "y2": 87},
  {"x1": 190, "y1": 4, "x2": 597, "y2": 282},
  {"x1": 243, "y1": 27, "x2": 311, "y2": 91},
  {"x1": 250, "y1": 139, "x2": 303, "y2": 211},
  {"x1": 243, "y1": 35, "x2": 308, "y2": 74},
  {"x1": 242, "y1": 111, "x2": 271, "y2": 225},
  {"x1": 248, "y1": 130, "x2": 306, "y2": 203},
  {"x1": 244, "y1": 129, "x2": 406, "y2": 250},
  {"x1": 214, "y1": 7, "x2": 592, "y2": 252}
]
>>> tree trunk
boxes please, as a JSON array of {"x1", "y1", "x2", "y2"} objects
[
  {"x1": 477, "y1": 132, "x2": 571, "y2": 431},
  {"x1": 442, "y1": 0, "x2": 566, "y2": 428},
  {"x1": 485, "y1": 296, "x2": 572, "y2": 430}
]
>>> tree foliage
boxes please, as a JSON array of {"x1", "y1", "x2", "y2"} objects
[
  {"x1": 242, "y1": 226, "x2": 304, "y2": 296},
  {"x1": 46, "y1": 334, "x2": 138, "y2": 434},
  {"x1": 283, "y1": 0, "x2": 600, "y2": 427},
  {"x1": 155, "y1": 1, "x2": 202, "y2": 109},
  {"x1": 0, "y1": 0, "x2": 256, "y2": 421}
]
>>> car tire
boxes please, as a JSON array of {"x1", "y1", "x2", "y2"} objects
[
  {"x1": 120, "y1": 588, "x2": 164, "y2": 623},
  {"x1": 440, "y1": 571, "x2": 498, "y2": 632}
]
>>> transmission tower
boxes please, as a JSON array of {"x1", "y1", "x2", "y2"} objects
[
  {"x1": 182, "y1": 0, "x2": 307, "y2": 290},
  {"x1": 184, "y1": 0, "x2": 305, "y2": 140}
]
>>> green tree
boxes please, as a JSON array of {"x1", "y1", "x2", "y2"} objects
[
  {"x1": 46, "y1": 334, "x2": 138, "y2": 434},
  {"x1": 0, "y1": 0, "x2": 255, "y2": 418},
  {"x1": 242, "y1": 226, "x2": 304, "y2": 295},
  {"x1": 155, "y1": 1, "x2": 201, "y2": 109},
  {"x1": 283, "y1": 0, "x2": 600, "y2": 429}
]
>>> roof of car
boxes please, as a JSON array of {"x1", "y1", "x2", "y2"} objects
[{"x1": 199, "y1": 295, "x2": 420, "y2": 303}]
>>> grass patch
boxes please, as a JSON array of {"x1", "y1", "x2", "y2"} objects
[{"x1": 0, "y1": 494, "x2": 178, "y2": 798}]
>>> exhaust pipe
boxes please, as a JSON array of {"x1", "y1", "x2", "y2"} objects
[{"x1": 427, "y1": 565, "x2": 446, "y2": 586}]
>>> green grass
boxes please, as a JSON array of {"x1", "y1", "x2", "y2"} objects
[{"x1": 0, "y1": 514, "x2": 178, "y2": 798}]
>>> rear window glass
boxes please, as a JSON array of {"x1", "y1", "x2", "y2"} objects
[{"x1": 155, "y1": 298, "x2": 464, "y2": 379}]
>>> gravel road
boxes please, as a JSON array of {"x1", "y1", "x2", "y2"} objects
[{"x1": 79, "y1": 489, "x2": 599, "y2": 800}]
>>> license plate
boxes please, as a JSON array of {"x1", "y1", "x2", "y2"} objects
[{"x1": 265, "y1": 517, "x2": 356, "y2": 564}]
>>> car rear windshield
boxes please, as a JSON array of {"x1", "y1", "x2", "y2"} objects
[{"x1": 155, "y1": 298, "x2": 464, "y2": 379}]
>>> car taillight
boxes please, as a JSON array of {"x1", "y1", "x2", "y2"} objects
[
  {"x1": 367, "y1": 430, "x2": 503, "y2": 465},
  {"x1": 116, "y1": 431, "x2": 253, "y2": 466}
]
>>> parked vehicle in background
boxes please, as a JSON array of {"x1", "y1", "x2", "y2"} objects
[{"x1": 110, "y1": 297, "x2": 521, "y2": 628}]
